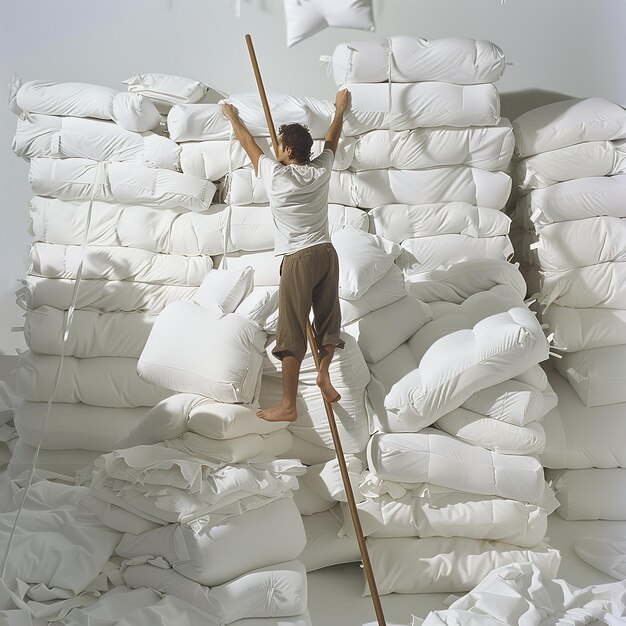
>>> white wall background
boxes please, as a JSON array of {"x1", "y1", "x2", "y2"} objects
[{"x1": 1, "y1": 0, "x2": 625, "y2": 353}]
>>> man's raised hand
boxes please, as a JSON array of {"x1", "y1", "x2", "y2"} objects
[
  {"x1": 334, "y1": 89, "x2": 350, "y2": 114},
  {"x1": 222, "y1": 103, "x2": 240, "y2": 120}
]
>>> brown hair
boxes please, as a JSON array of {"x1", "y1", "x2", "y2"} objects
[{"x1": 278, "y1": 123, "x2": 313, "y2": 164}]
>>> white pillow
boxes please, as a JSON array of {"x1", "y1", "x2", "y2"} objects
[
  {"x1": 332, "y1": 226, "x2": 401, "y2": 300},
  {"x1": 236, "y1": 287, "x2": 279, "y2": 329},
  {"x1": 193, "y1": 267, "x2": 254, "y2": 315},
  {"x1": 284, "y1": 0, "x2": 375, "y2": 47}
]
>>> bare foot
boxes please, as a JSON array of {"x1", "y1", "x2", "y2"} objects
[
  {"x1": 316, "y1": 373, "x2": 341, "y2": 403},
  {"x1": 257, "y1": 404, "x2": 297, "y2": 423}
]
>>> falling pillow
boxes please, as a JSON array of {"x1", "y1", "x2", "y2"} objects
[{"x1": 284, "y1": 0, "x2": 375, "y2": 47}]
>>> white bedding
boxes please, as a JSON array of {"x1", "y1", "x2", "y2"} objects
[{"x1": 368, "y1": 428, "x2": 546, "y2": 504}]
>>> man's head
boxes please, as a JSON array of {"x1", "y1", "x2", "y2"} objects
[{"x1": 277, "y1": 123, "x2": 313, "y2": 165}]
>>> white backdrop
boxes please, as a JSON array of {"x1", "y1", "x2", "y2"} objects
[{"x1": 1, "y1": 0, "x2": 625, "y2": 353}]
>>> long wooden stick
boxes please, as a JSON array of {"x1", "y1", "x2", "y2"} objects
[{"x1": 244, "y1": 34, "x2": 387, "y2": 626}]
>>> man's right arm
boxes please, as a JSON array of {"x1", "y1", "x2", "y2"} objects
[
  {"x1": 324, "y1": 89, "x2": 350, "y2": 155},
  {"x1": 222, "y1": 103, "x2": 264, "y2": 175}
]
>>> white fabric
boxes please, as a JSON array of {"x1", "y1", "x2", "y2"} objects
[
  {"x1": 29, "y1": 158, "x2": 216, "y2": 212},
  {"x1": 257, "y1": 150, "x2": 333, "y2": 256},
  {"x1": 404, "y1": 258, "x2": 527, "y2": 304},
  {"x1": 13, "y1": 114, "x2": 180, "y2": 169},
  {"x1": 546, "y1": 468, "x2": 626, "y2": 520},
  {"x1": 138, "y1": 302, "x2": 266, "y2": 404},
  {"x1": 219, "y1": 251, "x2": 282, "y2": 286},
  {"x1": 0, "y1": 480, "x2": 121, "y2": 620},
  {"x1": 237, "y1": 287, "x2": 280, "y2": 330},
  {"x1": 543, "y1": 305, "x2": 626, "y2": 352},
  {"x1": 281, "y1": 433, "x2": 337, "y2": 465},
  {"x1": 512, "y1": 97, "x2": 626, "y2": 157},
  {"x1": 371, "y1": 305, "x2": 548, "y2": 433},
  {"x1": 16, "y1": 351, "x2": 170, "y2": 407},
  {"x1": 168, "y1": 92, "x2": 497, "y2": 142},
  {"x1": 8, "y1": 440, "x2": 101, "y2": 477},
  {"x1": 115, "y1": 498, "x2": 306, "y2": 586},
  {"x1": 368, "y1": 428, "x2": 546, "y2": 504},
  {"x1": 343, "y1": 295, "x2": 432, "y2": 363},
  {"x1": 83, "y1": 492, "x2": 162, "y2": 534},
  {"x1": 119, "y1": 393, "x2": 286, "y2": 448},
  {"x1": 574, "y1": 528, "x2": 626, "y2": 580},
  {"x1": 519, "y1": 175, "x2": 626, "y2": 228},
  {"x1": 29, "y1": 197, "x2": 225, "y2": 255},
  {"x1": 29, "y1": 242, "x2": 212, "y2": 285},
  {"x1": 284, "y1": 0, "x2": 374, "y2": 47},
  {"x1": 420, "y1": 562, "x2": 626, "y2": 626},
  {"x1": 124, "y1": 72, "x2": 208, "y2": 112},
  {"x1": 350, "y1": 122, "x2": 514, "y2": 171},
  {"x1": 331, "y1": 36, "x2": 505, "y2": 85},
  {"x1": 232, "y1": 166, "x2": 512, "y2": 210},
  {"x1": 535, "y1": 217, "x2": 626, "y2": 271},
  {"x1": 460, "y1": 378, "x2": 557, "y2": 426},
  {"x1": 435, "y1": 409, "x2": 546, "y2": 455},
  {"x1": 25, "y1": 306, "x2": 155, "y2": 358},
  {"x1": 331, "y1": 226, "x2": 401, "y2": 299},
  {"x1": 515, "y1": 139, "x2": 626, "y2": 191},
  {"x1": 14, "y1": 401, "x2": 147, "y2": 450},
  {"x1": 22, "y1": 275, "x2": 198, "y2": 313},
  {"x1": 260, "y1": 376, "x2": 370, "y2": 454},
  {"x1": 121, "y1": 558, "x2": 308, "y2": 624},
  {"x1": 367, "y1": 537, "x2": 560, "y2": 595},
  {"x1": 193, "y1": 267, "x2": 254, "y2": 315},
  {"x1": 339, "y1": 263, "x2": 408, "y2": 326},
  {"x1": 14, "y1": 79, "x2": 161, "y2": 131},
  {"x1": 369, "y1": 203, "x2": 511, "y2": 242},
  {"x1": 165, "y1": 430, "x2": 292, "y2": 464},
  {"x1": 541, "y1": 368, "x2": 626, "y2": 469},
  {"x1": 179, "y1": 138, "x2": 353, "y2": 180},
  {"x1": 341, "y1": 485, "x2": 548, "y2": 547},
  {"x1": 398, "y1": 234, "x2": 514, "y2": 274},
  {"x1": 343, "y1": 82, "x2": 500, "y2": 127},
  {"x1": 542, "y1": 263, "x2": 626, "y2": 309},
  {"x1": 555, "y1": 344, "x2": 626, "y2": 407},
  {"x1": 299, "y1": 507, "x2": 360, "y2": 571}
]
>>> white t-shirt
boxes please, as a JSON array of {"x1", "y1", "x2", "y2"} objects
[{"x1": 257, "y1": 149, "x2": 334, "y2": 256}]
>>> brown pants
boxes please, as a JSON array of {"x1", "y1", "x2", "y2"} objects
[{"x1": 273, "y1": 242, "x2": 344, "y2": 362}]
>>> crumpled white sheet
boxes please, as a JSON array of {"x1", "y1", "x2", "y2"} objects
[
  {"x1": 0, "y1": 479, "x2": 121, "y2": 621},
  {"x1": 414, "y1": 561, "x2": 626, "y2": 625}
]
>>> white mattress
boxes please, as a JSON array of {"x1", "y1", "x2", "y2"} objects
[
  {"x1": 21, "y1": 275, "x2": 197, "y2": 313},
  {"x1": 366, "y1": 537, "x2": 560, "y2": 594},
  {"x1": 515, "y1": 139, "x2": 626, "y2": 191},
  {"x1": 542, "y1": 305, "x2": 626, "y2": 352},
  {"x1": 331, "y1": 36, "x2": 505, "y2": 85},
  {"x1": 541, "y1": 369, "x2": 626, "y2": 469},
  {"x1": 29, "y1": 157, "x2": 216, "y2": 212},
  {"x1": 14, "y1": 401, "x2": 147, "y2": 450},
  {"x1": 368, "y1": 428, "x2": 546, "y2": 504},
  {"x1": 29, "y1": 242, "x2": 212, "y2": 285},
  {"x1": 115, "y1": 498, "x2": 306, "y2": 587},
  {"x1": 13, "y1": 113, "x2": 180, "y2": 169},
  {"x1": 16, "y1": 351, "x2": 171, "y2": 407},
  {"x1": 535, "y1": 217, "x2": 626, "y2": 271},
  {"x1": 546, "y1": 468, "x2": 626, "y2": 520},
  {"x1": 230, "y1": 166, "x2": 512, "y2": 210},
  {"x1": 369, "y1": 203, "x2": 511, "y2": 242},
  {"x1": 25, "y1": 306, "x2": 155, "y2": 358},
  {"x1": 340, "y1": 485, "x2": 548, "y2": 547}
]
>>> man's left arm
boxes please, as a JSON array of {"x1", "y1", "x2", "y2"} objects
[{"x1": 222, "y1": 103, "x2": 264, "y2": 175}]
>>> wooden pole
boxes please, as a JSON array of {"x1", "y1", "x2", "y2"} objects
[{"x1": 244, "y1": 33, "x2": 387, "y2": 626}]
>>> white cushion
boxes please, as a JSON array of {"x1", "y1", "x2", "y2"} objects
[
  {"x1": 284, "y1": 0, "x2": 374, "y2": 47},
  {"x1": 138, "y1": 301, "x2": 266, "y2": 404},
  {"x1": 236, "y1": 287, "x2": 279, "y2": 329},
  {"x1": 331, "y1": 36, "x2": 505, "y2": 85},
  {"x1": 123, "y1": 73, "x2": 208, "y2": 111},
  {"x1": 513, "y1": 97, "x2": 626, "y2": 157},
  {"x1": 331, "y1": 226, "x2": 401, "y2": 300},
  {"x1": 193, "y1": 267, "x2": 254, "y2": 315}
]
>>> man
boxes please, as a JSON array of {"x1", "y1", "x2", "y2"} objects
[{"x1": 223, "y1": 89, "x2": 350, "y2": 422}]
